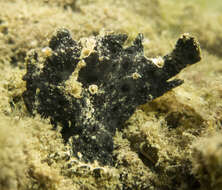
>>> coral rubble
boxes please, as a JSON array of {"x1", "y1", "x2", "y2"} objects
[{"x1": 22, "y1": 29, "x2": 201, "y2": 165}]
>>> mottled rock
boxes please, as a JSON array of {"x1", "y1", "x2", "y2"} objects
[{"x1": 22, "y1": 29, "x2": 201, "y2": 165}]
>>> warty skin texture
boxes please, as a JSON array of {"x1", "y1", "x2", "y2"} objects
[{"x1": 23, "y1": 29, "x2": 201, "y2": 165}]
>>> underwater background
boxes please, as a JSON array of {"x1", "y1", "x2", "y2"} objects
[{"x1": 0, "y1": 0, "x2": 222, "y2": 189}]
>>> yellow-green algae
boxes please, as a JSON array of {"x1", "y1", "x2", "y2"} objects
[{"x1": 0, "y1": 0, "x2": 222, "y2": 189}]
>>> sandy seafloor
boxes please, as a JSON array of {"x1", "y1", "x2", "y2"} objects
[{"x1": 0, "y1": 0, "x2": 222, "y2": 189}]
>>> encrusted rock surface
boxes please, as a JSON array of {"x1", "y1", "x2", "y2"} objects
[{"x1": 22, "y1": 29, "x2": 201, "y2": 165}]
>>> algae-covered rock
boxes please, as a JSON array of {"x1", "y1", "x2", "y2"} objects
[
  {"x1": 22, "y1": 28, "x2": 201, "y2": 165},
  {"x1": 191, "y1": 134, "x2": 222, "y2": 190}
]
